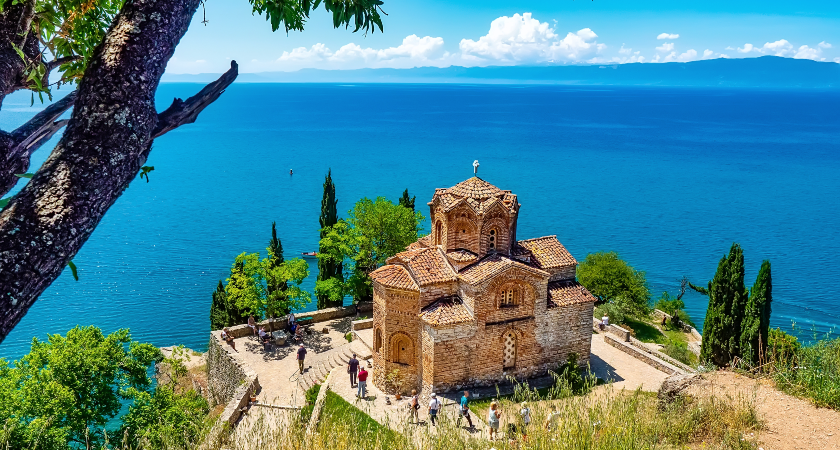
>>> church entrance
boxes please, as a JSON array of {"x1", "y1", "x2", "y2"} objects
[{"x1": 503, "y1": 331, "x2": 516, "y2": 369}]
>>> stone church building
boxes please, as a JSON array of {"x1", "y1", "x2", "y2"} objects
[{"x1": 369, "y1": 177, "x2": 596, "y2": 396}]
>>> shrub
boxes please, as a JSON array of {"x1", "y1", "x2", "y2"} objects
[
  {"x1": 662, "y1": 341, "x2": 695, "y2": 366},
  {"x1": 300, "y1": 384, "x2": 322, "y2": 421},
  {"x1": 772, "y1": 336, "x2": 840, "y2": 410},
  {"x1": 595, "y1": 302, "x2": 627, "y2": 326},
  {"x1": 767, "y1": 328, "x2": 800, "y2": 366}
]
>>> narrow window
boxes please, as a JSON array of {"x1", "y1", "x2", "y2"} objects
[
  {"x1": 489, "y1": 229, "x2": 496, "y2": 250},
  {"x1": 501, "y1": 288, "x2": 517, "y2": 307},
  {"x1": 435, "y1": 222, "x2": 442, "y2": 246},
  {"x1": 375, "y1": 328, "x2": 382, "y2": 353}
]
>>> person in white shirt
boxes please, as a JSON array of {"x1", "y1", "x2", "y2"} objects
[
  {"x1": 601, "y1": 314, "x2": 609, "y2": 328},
  {"x1": 519, "y1": 401, "x2": 531, "y2": 439},
  {"x1": 428, "y1": 393, "x2": 441, "y2": 426}
]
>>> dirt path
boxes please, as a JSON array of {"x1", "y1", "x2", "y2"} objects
[{"x1": 692, "y1": 371, "x2": 840, "y2": 450}]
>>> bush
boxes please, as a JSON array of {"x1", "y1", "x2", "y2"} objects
[
  {"x1": 662, "y1": 341, "x2": 696, "y2": 366},
  {"x1": 553, "y1": 353, "x2": 597, "y2": 395},
  {"x1": 595, "y1": 302, "x2": 627, "y2": 326},
  {"x1": 772, "y1": 336, "x2": 840, "y2": 410},
  {"x1": 655, "y1": 292, "x2": 696, "y2": 328},
  {"x1": 301, "y1": 384, "x2": 321, "y2": 421}
]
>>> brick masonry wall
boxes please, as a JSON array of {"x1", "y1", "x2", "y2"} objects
[{"x1": 206, "y1": 331, "x2": 260, "y2": 407}]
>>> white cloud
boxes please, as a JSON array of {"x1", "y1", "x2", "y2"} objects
[
  {"x1": 703, "y1": 49, "x2": 714, "y2": 58},
  {"x1": 656, "y1": 42, "x2": 675, "y2": 53},
  {"x1": 657, "y1": 33, "x2": 680, "y2": 40},
  {"x1": 793, "y1": 44, "x2": 822, "y2": 60},
  {"x1": 458, "y1": 13, "x2": 603, "y2": 63},
  {"x1": 272, "y1": 35, "x2": 446, "y2": 69},
  {"x1": 678, "y1": 49, "x2": 698, "y2": 62},
  {"x1": 619, "y1": 44, "x2": 632, "y2": 55},
  {"x1": 835, "y1": 57, "x2": 840, "y2": 63},
  {"x1": 737, "y1": 43, "x2": 754, "y2": 53},
  {"x1": 818, "y1": 41, "x2": 832, "y2": 49},
  {"x1": 759, "y1": 39, "x2": 793, "y2": 56}
]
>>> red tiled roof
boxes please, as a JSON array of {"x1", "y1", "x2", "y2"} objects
[
  {"x1": 430, "y1": 177, "x2": 518, "y2": 215},
  {"x1": 547, "y1": 280, "x2": 597, "y2": 307},
  {"x1": 460, "y1": 253, "x2": 549, "y2": 285},
  {"x1": 370, "y1": 265, "x2": 420, "y2": 292},
  {"x1": 513, "y1": 236, "x2": 577, "y2": 270},
  {"x1": 420, "y1": 297, "x2": 473, "y2": 326},
  {"x1": 446, "y1": 249, "x2": 478, "y2": 263},
  {"x1": 390, "y1": 247, "x2": 458, "y2": 286}
]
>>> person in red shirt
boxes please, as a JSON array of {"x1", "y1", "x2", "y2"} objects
[{"x1": 357, "y1": 366, "x2": 368, "y2": 398}]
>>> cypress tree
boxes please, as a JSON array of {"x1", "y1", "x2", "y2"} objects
[
  {"x1": 741, "y1": 260, "x2": 772, "y2": 365},
  {"x1": 700, "y1": 243, "x2": 748, "y2": 367},
  {"x1": 209, "y1": 280, "x2": 229, "y2": 331},
  {"x1": 266, "y1": 222, "x2": 289, "y2": 316},
  {"x1": 317, "y1": 169, "x2": 343, "y2": 309},
  {"x1": 399, "y1": 189, "x2": 416, "y2": 211}
]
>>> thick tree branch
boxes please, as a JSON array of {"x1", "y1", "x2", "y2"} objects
[
  {"x1": 0, "y1": 0, "x2": 214, "y2": 343},
  {"x1": 14, "y1": 0, "x2": 36, "y2": 48},
  {"x1": 0, "y1": 91, "x2": 77, "y2": 197},
  {"x1": 152, "y1": 61, "x2": 238, "y2": 139}
]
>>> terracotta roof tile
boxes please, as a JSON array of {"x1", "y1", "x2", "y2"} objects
[
  {"x1": 547, "y1": 280, "x2": 597, "y2": 307},
  {"x1": 431, "y1": 177, "x2": 518, "y2": 214},
  {"x1": 390, "y1": 247, "x2": 458, "y2": 286},
  {"x1": 420, "y1": 297, "x2": 473, "y2": 326},
  {"x1": 446, "y1": 249, "x2": 478, "y2": 263},
  {"x1": 513, "y1": 236, "x2": 577, "y2": 270},
  {"x1": 460, "y1": 253, "x2": 548, "y2": 285},
  {"x1": 370, "y1": 265, "x2": 420, "y2": 292}
]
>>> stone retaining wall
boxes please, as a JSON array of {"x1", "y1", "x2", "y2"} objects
[
  {"x1": 604, "y1": 333, "x2": 684, "y2": 375},
  {"x1": 351, "y1": 318, "x2": 373, "y2": 331}
]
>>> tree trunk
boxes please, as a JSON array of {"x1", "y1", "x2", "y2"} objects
[{"x1": 0, "y1": 0, "x2": 208, "y2": 343}]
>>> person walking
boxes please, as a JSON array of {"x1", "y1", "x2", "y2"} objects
[
  {"x1": 487, "y1": 401, "x2": 501, "y2": 441},
  {"x1": 457, "y1": 390, "x2": 474, "y2": 429},
  {"x1": 519, "y1": 401, "x2": 531, "y2": 440},
  {"x1": 347, "y1": 353, "x2": 359, "y2": 387},
  {"x1": 408, "y1": 389, "x2": 420, "y2": 423},
  {"x1": 357, "y1": 366, "x2": 368, "y2": 398},
  {"x1": 428, "y1": 393, "x2": 441, "y2": 426},
  {"x1": 296, "y1": 343, "x2": 307, "y2": 374}
]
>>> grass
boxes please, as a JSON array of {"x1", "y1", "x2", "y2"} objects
[
  {"x1": 622, "y1": 318, "x2": 669, "y2": 344},
  {"x1": 770, "y1": 336, "x2": 840, "y2": 409},
  {"x1": 317, "y1": 391, "x2": 408, "y2": 449},
  {"x1": 300, "y1": 384, "x2": 321, "y2": 422}
]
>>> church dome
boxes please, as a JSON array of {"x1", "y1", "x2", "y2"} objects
[{"x1": 445, "y1": 177, "x2": 504, "y2": 200}]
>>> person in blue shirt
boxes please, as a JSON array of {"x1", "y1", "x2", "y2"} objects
[{"x1": 457, "y1": 390, "x2": 474, "y2": 429}]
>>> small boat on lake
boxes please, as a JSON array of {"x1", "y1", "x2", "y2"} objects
[{"x1": 301, "y1": 252, "x2": 318, "y2": 257}]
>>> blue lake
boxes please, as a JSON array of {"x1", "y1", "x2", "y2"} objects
[{"x1": 1, "y1": 83, "x2": 839, "y2": 361}]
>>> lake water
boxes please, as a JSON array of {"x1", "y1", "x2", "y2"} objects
[{"x1": 1, "y1": 83, "x2": 839, "y2": 361}]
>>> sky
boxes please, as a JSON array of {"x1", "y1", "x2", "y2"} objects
[{"x1": 167, "y1": 0, "x2": 840, "y2": 73}]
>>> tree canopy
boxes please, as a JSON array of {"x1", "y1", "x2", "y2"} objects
[
  {"x1": 0, "y1": 326, "x2": 161, "y2": 449},
  {"x1": 317, "y1": 169, "x2": 343, "y2": 309},
  {"x1": 316, "y1": 196, "x2": 423, "y2": 303},
  {"x1": 576, "y1": 251, "x2": 651, "y2": 318},
  {"x1": 0, "y1": 0, "x2": 390, "y2": 343}
]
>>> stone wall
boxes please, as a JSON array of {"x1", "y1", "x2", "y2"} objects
[
  {"x1": 351, "y1": 318, "x2": 373, "y2": 330},
  {"x1": 206, "y1": 331, "x2": 260, "y2": 407},
  {"x1": 604, "y1": 333, "x2": 684, "y2": 375}
]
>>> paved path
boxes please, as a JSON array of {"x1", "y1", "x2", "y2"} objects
[{"x1": 588, "y1": 333, "x2": 670, "y2": 392}]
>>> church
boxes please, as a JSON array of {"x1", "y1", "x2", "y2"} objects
[{"x1": 369, "y1": 175, "x2": 596, "y2": 396}]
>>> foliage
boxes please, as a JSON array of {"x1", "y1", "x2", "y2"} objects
[
  {"x1": 700, "y1": 243, "x2": 749, "y2": 367},
  {"x1": 398, "y1": 189, "x2": 415, "y2": 211},
  {"x1": 577, "y1": 251, "x2": 651, "y2": 317},
  {"x1": 249, "y1": 0, "x2": 386, "y2": 34},
  {"x1": 623, "y1": 318, "x2": 669, "y2": 345},
  {"x1": 300, "y1": 383, "x2": 321, "y2": 422},
  {"x1": 0, "y1": 326, "x2": 161, "y2": 450},
  {"x1": 595, "y1": 302, "x2": 627, "y2": 327},
  {"x1": 740, "y1": 260, "x2": 772, "y2": 366},
  {"x1": 767, "y1": 328, "x2": 800, "y2": 367},
  {"x1": 662, "y1": 341, "x2": 696, "y2": 366},
  {"x1": 552, "y1": 353, "x2": 596, "y2": 395},
  {"x1": 318, "y1": 391, "x2": 407, "y2": 448},
  {"x1": 771, "y1": 334, "x2": 840, "y2": 410},
  {"x1": 655, "y1": 291, "x2": 696, "y2": 328},
  {"x1": 225, "y1": 252, "x2": 311, "y2": 319},
  {"x1": 120, "y1": 380, "x2": 209, "y2": 449},
  {"x1": 0, "y1": 0, "x2": 123, "y2": 96},
  {"x1": 210, "y1": 279, "x2": 248, "y2": 330},
  {"x1": 317, "y1": 170, "x2": 344, "y2": 309},
  {"x1": 317, "y1": 197, "x2": 424, "y2": 303}
]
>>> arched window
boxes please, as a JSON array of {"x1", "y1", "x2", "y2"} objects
[
  {"x1": 500, "y1": 287, "x2": 518, "y2": 307},
  {"x1": 374, "y1": 328, "x2": 382, "y2": 353},
  {"x1": 435, "y1": 221, "x2": 442, "y2": 246},
  {"x1": 391, "y1": 335, "x2": 414, "y2": 365},
  {"x1": 489, "y1": 229, "x2": 497, "y2": 250}
]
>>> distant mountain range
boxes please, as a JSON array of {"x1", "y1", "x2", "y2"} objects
[{"x1": 162, "y1": 56, "x2": 840, "y2": 88}]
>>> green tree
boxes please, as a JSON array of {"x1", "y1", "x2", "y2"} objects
[
  {"x1": 576, "y1": 251, "x2": 651, "y2": 318},
  {"x1": 209, "y1": 279, "x2": 230, "y2": 330},
  {"x1": 226, "y1": 252, "x2": 311, "y2": 319},
  {"x1": 267, "y1": 221, "x2": 288, "y2": 301},
  {"x1": 740, "y1": 260, "x2": 773, "y2": 365},
  {"x1": 700, "y1": 243, "x2": 749, "y2": 367},
  {"x1": 120, "y1": 347, "x2": 209, "y2": 449},
  {"x1": 0, "y1": 326, "x2": 161, "y2": 449},
  {"x1": 317, "y1": 170, "x2": 343, "y2": 309},
  {"x1": 399, "y1": 189, "x2": 416, "y2": 211},
  {"x1": 0, "y1": 0, "x2": 390, "y2": 344},
  {"x1": 317, "y1": 197, "x2": 423, "y2": 303}
]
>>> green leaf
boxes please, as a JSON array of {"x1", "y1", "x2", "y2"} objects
[
  {"x1": 67, "y1": 260, "x2": 79, "y2": 281},
  {"x1": 0, "y1": 198, "x2": 9, "y2": 208},
  {"x1": 14, "y1": 173, "x2": 34, "y2": 179}
]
